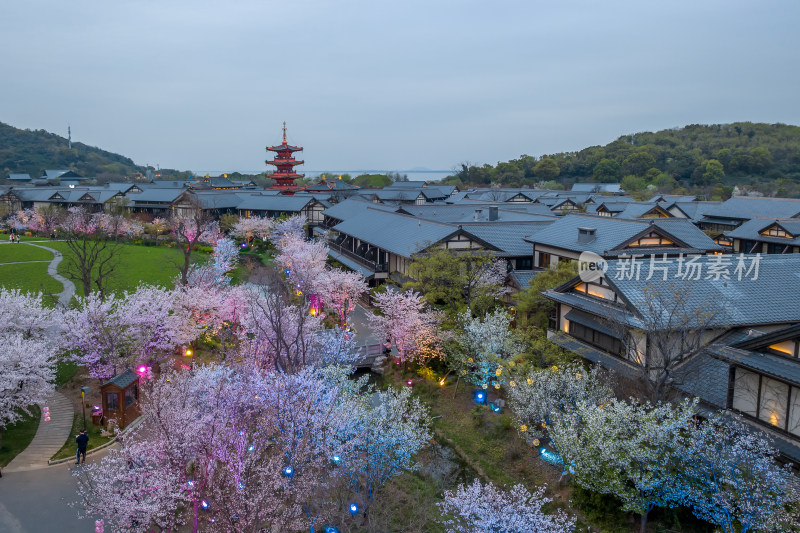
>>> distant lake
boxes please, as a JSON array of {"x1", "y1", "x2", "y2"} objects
[{"x1": 195, "y1": 169, "x2": 454, "y2": 182}]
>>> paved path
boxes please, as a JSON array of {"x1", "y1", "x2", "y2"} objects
[
  {"x1": 5, "y1": 391, "x2": 75, "y2": 472},
  {"x1": 24, "y1": 243, "x2": 76, "y2": 307},
  {"x1": 0, "y1": 457, "x2": 100, "y2": 532}
]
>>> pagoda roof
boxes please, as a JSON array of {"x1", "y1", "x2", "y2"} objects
[
  {"x1": 267, "y1": 143, "x2": 303, "y2": 152},
  {"x1": 267, "y1": 158, "x2": 304, "y2": 165}
]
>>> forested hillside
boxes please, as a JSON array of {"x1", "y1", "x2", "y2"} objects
[
  {"x1": 0, "y1": 121, "x2": 146, "y2": 179},
  {"x1": 447, "y1": 122, "x2": 800, "y2": 198}
]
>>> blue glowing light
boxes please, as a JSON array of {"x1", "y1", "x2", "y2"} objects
[
  {"x1": 186, "y1": 480, "x2": 195, "y2": 488},
  {"x1": 324, "y1": 526, "x2": 341, "y2": 533},
  {"x1": 332, "y1": 455, "x2": 341, "y2": 465},
  {"x1": 283, "y1": 466, "x2": 294, "y2": 477},
  {"x1": 200, "y1": 500, "x2": 209, "y2": 510},
  {"x1": 247, "y1": 445, "x2": 254, "y2": 452},
  {"x1": 490, "y1": 403, "x2": 501, "y2": 413},
  {"x1": 238, "y1": 481, "x2": 244, "y2": 490},
  {"x1": 539, "y1": 447, "x2": 564, "y2": 466},
  {"x1": 349, "y1": 503, "x2": 359, "y2": 515},
  {"x1": 473, "y1": 390, "x2": 487, "y2": 404}
]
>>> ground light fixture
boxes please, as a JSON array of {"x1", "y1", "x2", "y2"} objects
[
  {"x1": 349, "y1": 502, "x2": 360, "y2": 515},
  {"x1": 283, "y1": 466, "x2": 294, "y2": 477},
  {"x1": 473, "y1": 390, "x2": 487, "y2": 405}
]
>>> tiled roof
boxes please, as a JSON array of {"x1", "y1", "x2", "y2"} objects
[
  {"x1": 571, "y1": 183, "x2": 624, "y2": 193},
  {"x1": 331, "y1": 209, "x2": 458, "y2": 257},
  {"x1": 322, "y1": 198, "x2": 398, "y2": 222},
  {"x1": 666, "y1": 201, "x2": 721, "y2": 221},
  {"x1": 359, "y1": 189, "x2": 424, "y2": 202},
  {"x1": 387, "y1": 181, "x2": 429, "y2": 188},
  {"x1": 398, "y1": 204, "x2": 554, "y2": 223},
  {"x1": 603, "y1": 254, "x2": 800, "y2": 328},
  {"x1": 129, "y1": 188, "x2": 186, "y2": 203},
  {"x1": 8, "y1": 173, "x2": 31, "y2": 181},
  {"x1": 510, "y1": 270, "x2": 538, "y2": 288},
  {"x1": 458, "y1": 221, "x2": 553, "y2": 256},
  {"x1": 527, "y1": 213, "x2": 720, "y2": 255},
  {"x1": 102, "y1": 368, "x2": 139, "y2": 389},
  {"x1": 236, "y1": 195, "x2": 314, "y2": 212},
  {"x1": 708, "y1": 345, "x2": 800, "y2": 386},
  {"x1": 701, "y1": 197, "x2": 800, "y2": 222},
  {"x1": 673, "y1": 352, "x2": 731, "y2": 408},
  {"x1": 726, "y1": 217, "x2": 800, "y2": 246}
]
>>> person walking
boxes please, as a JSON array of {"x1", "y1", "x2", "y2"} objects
[{"x1": 75, "y1": 429, "x2": 89, "y2": 465}]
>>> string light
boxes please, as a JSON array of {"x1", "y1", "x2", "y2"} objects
[{"x1": 349, "y1": 503, "x2": 360, "y2": 515}]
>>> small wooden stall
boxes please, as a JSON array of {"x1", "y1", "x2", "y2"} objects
[{"x1": 100, "y1": 368, "x2": 140, "y2": 429}]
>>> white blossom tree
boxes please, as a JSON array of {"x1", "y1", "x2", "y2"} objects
[
  {"x1": 671, "y1": 416, "x2": 800, "y2": 533},
  {"x1": 454, "y1": 309, "x2": 524, "y2": 389},
  {"x1": 186, "y1": 235, "x2": 239, "y2": 288},
  {"x1": 0, "y1": 333, "x2": 55, "y2": 429},
  {"x1": 0, "y1": 288, "x2": 63, "y2": 341},
  {"x1": 549, "y1": 398, "x2": 697, "y2": 533},
  {"x1": 506, "y1": 363, "x2": 613, "y2": 445},
  {"x1": 438, "y1": 479, "x2": 575, "y2": 533}
]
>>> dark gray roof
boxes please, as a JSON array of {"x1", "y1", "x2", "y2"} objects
[
  {"x1": 304, "y1": 179, "x2": 360, "y2": 191},
  {"x1": 322, "y1": 198, "x2": 398, "y2": 222},
  {"x1": 387, "y1": 180, "x2": 429, "y2": 188},
  {"x1": 527, "y1": 213, "x2": 721, "y2": 256},
  {"x1": 613, "y1": 203, "x2": 672, "y2": 219},
  {"x1": 236, "y1": 195, "x2": 315, "y2": 212},
  {"x1": 129, "y1": 188, "x2": 186, "y2": 204},
  {"x1": 571, "y1": 183, "x2": 624, "y2": 193},
  {"x1": 331, "y1": 209, "x2": 459, "y2": 257},
  {"x1": 8, "y1": 173, "x2": 31, "y2": 181},
  {"x1": 701, "y1": 197, "x2": 800, "y2": 222},
  {"x1": 672, "y1": 352, "x2": 731, "y2": 408},
  {"x1": 458, "y1": 221, "x2": 553, "y2": 256},
  {"x1": 726, "y1": 217, "x2": 800, "y2": 246},
  {"x1": 510, "y1": 270, "x2": 538, "y2": 289},
  {"x1": 648, "y1": 194, "x2": 700, "y2": 203},
  {"x1": 360, "y1": 189, "x2": 424, "y2": 202},
  {"x1": 603, "y1": 254, "x2": 800, "y2": 328},
  {"x1": 708, "y1": 345, "x2": 800, "y2": 386},
  {"x1": 666, "y1": 201, "x2": 721, "y2": 221},
  {"x1": 102, "y1": 368, "x2": 139, "y2": 389},
  {"x1": 548, "y1": 331, "x2": 639, "y2": 379},
  {"x1": 398, "y1": 204, "x2": 554, "y2": 223},
  {"x1": 189, "y1": 191, "x2": 246, "y2": 209},
  {"x1": 328, "y1": 250, "x2": 375, "y2": 278}
]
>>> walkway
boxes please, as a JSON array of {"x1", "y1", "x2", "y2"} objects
[
  {"x1": 25, "y1": 243, "x2": 75, "y2": 307},
  {"x1": 4, "y1": 391, "x2": 75, "y2": 473}
]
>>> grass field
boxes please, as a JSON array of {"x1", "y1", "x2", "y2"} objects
[
  {"x1": 45, "y1": 241, "x2": 190, "y2": 295},
  {"x1": 0, "y1": 262, "x2": 63, "y2": 298},
  {"x1": 0, "y1": 242, "x2": 55, "y2": 262},
  {"x1": 0, "y1": 407, "x2": 41, "y2": 468}
]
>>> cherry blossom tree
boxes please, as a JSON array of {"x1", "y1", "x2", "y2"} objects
[
  {"x1": 313, "y1": 267, "x2": 368, "y2": 329},
  {"x1": 438, "y1": 479, "x2": 575, "y2": 533},
  {"x1": 671, "y1": 416, "x2": 800, "y2": 533},
  {"x1": 74, "y1": 365, "x2": 431, "y2": 533},
  {"x1": 335, "y1": 386, "x2": 432, "y2": 525},
  {"x1": 454, "y1": 309, "x2": 524, "y2": 389},
  {"x1": 186, "y1": 236, "x2": 239, "y2": 288},
  {"x1": 506, "y1": 363, "x2": 613, "y2": 447},
  {"x1": 0, "y1": 333, "x2": 55, "y2": 429},
  {"x1": 274, "y1": 232, "x2": 329, "y2": 295},
  {"x1": 550, "y1": 398, "x2": 697, "y2": 533},
  {"x1": 230, "y1": 215, "x2": 273, "y2": 242},
  {"x1": 0, "y1": 288, "x2": 63, "y2": 341},
  {"x1": 168, "y1": 202, "x2": 218, "y2": 285},
  {"x1": 269, "y1": 214, "x2": 306, "y2": 241},
  {"x1": 369, "y1": 288, "x2": 443, "y2": 365}
]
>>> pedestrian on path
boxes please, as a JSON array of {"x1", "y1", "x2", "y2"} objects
[{"x1": 75, "y1": 429, "x2": 89, "y2": 465}]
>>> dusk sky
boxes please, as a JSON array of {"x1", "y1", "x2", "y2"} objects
[{"x1": 2, "y1": 1, "x2": 798, "y2": 174}]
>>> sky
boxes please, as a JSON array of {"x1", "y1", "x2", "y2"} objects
[{"x1": 1, "y1": 0, "x2": 799, "y2": 173}]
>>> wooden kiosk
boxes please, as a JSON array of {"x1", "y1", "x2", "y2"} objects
[{"x1": 100, "y1": 368, "x2": 140, "y2": 429}]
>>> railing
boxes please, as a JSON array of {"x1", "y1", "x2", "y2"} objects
[{"x1": 328, "y1": 241, "x2": 389, "y2": 273}]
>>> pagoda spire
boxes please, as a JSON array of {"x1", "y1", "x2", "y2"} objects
[{"x1": 282, "y1": 121, "x2": 287, "y2": 143}]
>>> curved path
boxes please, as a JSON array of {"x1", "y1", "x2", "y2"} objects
[
  {"x1": 4, "y1": 391, "x2": 75, "y2": 472},
  {"x1": 24, "y1": 242, "x2": 76, "y2": 307}
]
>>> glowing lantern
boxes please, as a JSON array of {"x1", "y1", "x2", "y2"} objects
[
  {"x1": 348, "y1": 503, "x2": 360, "y2": 515},
  {"x1": 200, "y1": 500, "x2": 210, "y2": 510},
  {"x1": 283, "y1": 466, "x2": 294, "y2": 477}
]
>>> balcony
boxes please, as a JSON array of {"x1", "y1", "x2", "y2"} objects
[{"x1": 328, "y1": 240, "x2": 389, "y2": 273}]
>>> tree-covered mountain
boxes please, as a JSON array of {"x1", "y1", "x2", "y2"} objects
[
  {"x1": 0, "y1": 121, "x2": 147, "y2": 180},
  {"x1": 446, "y1": 122, "x2": 800, "y2": 198}
]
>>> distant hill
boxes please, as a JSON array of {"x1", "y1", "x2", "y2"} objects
[
  {"x1": 0, "y1": 121, "x2": 146, "y2": 180},
  {"x1": 448, "y1": 122, "x2": 800, "y2": 198}
]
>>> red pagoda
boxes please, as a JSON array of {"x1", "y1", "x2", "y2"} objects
[{"x1": 266, "y1": 122, "x2": 304, "y2": 189}]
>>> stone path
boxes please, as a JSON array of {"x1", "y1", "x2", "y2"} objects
[
  {"x1": 4, "y1": 391, "x2": 75, "y2": 472},
  {"x1": 18, "y1": 242, "x2": 76, "y2": 307}
]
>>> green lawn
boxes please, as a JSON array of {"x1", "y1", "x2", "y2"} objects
[
  {"x1": 0, "y1": 262, "x2": 63, "y2": 298},
  {"x1": 51, "y1": 412, "x2": 114, "y2": 461},
  {"x1": 0, "y1": 242, "x2": 54, "y2": 262},
  {"x1": 0, "y1": 407, "x2": 41, "y2": 467},
  {"x1": 46, "y1": 241, "x2": 189, "y2": 295}
]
